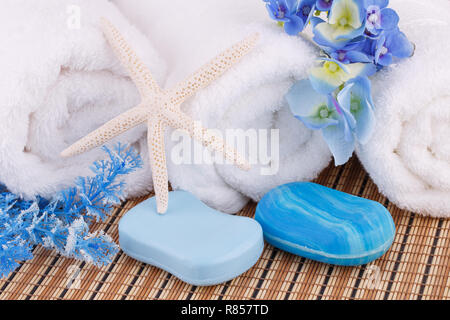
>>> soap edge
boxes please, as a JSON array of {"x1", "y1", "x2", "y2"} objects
[
  {"x1": 262, "y1": 231, "x2": 395, "y2": 266},
  {"x1": 121, "y1": 237, "x2": 264, "y2": 286}
]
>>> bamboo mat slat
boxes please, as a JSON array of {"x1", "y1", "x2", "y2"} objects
[{"x1": 0, "y1": 157, "x2": 449, "y2": 300}]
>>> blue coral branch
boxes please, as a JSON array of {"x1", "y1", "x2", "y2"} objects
[{"x1": 0, "y1": 143, "x2": 143, "y2": 278}]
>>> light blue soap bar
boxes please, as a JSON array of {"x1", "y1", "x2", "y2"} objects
[
  {"x1": 119, "y1": 191, "x2": 263, "y2": 286},
  {"x1": 255, "y1": 182, "x2": 395, "y2": 266}
]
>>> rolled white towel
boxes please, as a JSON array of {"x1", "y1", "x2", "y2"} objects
[
  {"x1": 0, "y1": 0, "x2": 166, "y2": 199},
  {"x1": 114, "y1": 0, "x2": 332, "y2": 213},
  {"x1": 357, "y1": 0, "x2": 450, "y2": 217}
]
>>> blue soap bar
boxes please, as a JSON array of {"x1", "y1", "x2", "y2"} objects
[
  {"x1": 119, "y1": 191, "x2": 264, "y2": 286},
  {"x1": 255, "y1": 182, "x2": 395, "y2": 266}
]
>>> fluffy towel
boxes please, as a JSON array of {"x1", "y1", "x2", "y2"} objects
[
  {"x1": 0, "y1": 0, "x2": 165, "y2": 199},
  {"x1": 357, "y1": 0, "x2": 450, "y2": 217},
  {"x1": 114, "y1": 0, "x2": 332, "y2": 213}
]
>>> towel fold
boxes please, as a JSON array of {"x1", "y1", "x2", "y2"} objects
[
  {"x1": 357, "y1": 0, "x2": 450, "y2": 217},
  {"x1": 0, "y1": 0, "x2": 165, "y2": 199},
  {"x1": 114, "y1": 0, "x2": 332, "y2": 213}
]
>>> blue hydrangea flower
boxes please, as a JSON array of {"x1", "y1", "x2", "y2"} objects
[
  {"x1": 316, "y1": 0, "x2": 334, "y2": 11},
  {"x1": 286, "y1": 79, "x2": 357, "y2": 165},
  {"x1": 264, "y1": 0, "x2": 305, "y2": 35},
  {"x1": 336, "y1": 76, "x2": 375, "y2": 144},
  {"x1": 308, "y1": 58, "x2": 376, "y2": 94},
  {"x1": 371, "y1": 28, "x2": 414, "y2": 66},
  {"x1": 296, "y1": 0, "x2": 316, "y2": 27},
  {"x1": 286, "y1": 79, "x2": 339, "y2": 129},
  {"x1": 331, "y1": 49, "x2": 372, "y2": 63},
  {"x1": 329, "y1": 40, "x2": 373, "y2": 63},
  {"x1": 263, "y1": 0, "x2": 412, "y2": 166},
  {"x1": 286, "y1": 76, "x2": 376, "y2": 165},
  {"x1": 364, "y1": 0, "x2": 399, "y2": 37},
  {"x1": 312, "y1": 0, "x2": 366, "y2": 49}
]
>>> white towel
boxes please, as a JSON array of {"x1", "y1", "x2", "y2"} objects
[
  {"x1": 0, "y1": 0, "x2": 165, "y2": 199},
  {"x1": 357, "y1": 0, "x2": 450, "y2": 217},
  {"x1": 114, "y1": 0, "x2": 332, "y2": 213}
]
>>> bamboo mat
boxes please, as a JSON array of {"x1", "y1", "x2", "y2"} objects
[{"x1": 0, "y1": 157, "x2": 449, "y2": 300}]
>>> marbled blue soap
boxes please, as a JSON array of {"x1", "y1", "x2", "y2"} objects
[
  {"x1": 119, "y1": 191, "x2": 264, "y2": 286},
  {"x1": 255, "y1": 182, "x2": 395, "y2": 266}
]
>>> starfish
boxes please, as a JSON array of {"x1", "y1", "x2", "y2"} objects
[{"x1": 61, "y1": 18, "x2": 258, "y2": 214}]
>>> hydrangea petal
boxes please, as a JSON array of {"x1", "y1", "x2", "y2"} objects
[
  {"x1": 266, "y1": 5, "x2": 290, "y2": 22},
  {"x1": 286, "y1": 79, "x2": 328, "y2": 116},
  {"x1": 380, "y1": 8, "x2": 399, "y2": 30},
  {"x1": 329, "y1": 0, "x2": 364, "y2": 29},
  {"x1": 284, "y1": 15, "x2": 305, "y2": 35},
  {"x1": 335, "y1": 24, "x2": 365, "y2": 41},
  {"x1": 285, "y1": 0, "x2": 299, "y2": 11},
  {"x1": 309, "y1": 65, "x2": 344, "y2": 94},
  {"x1": 320, "y1": 57, "x2": 350, "y2": 72},
  {"x1": 287, "y1": 80, "x2": 339, "y2": 130},
  {"x1": 387, "y1": 30, "x2": 414, "y2": 58},
  {"x1": 334, "y1": 87, "x2": 357, "y2": 145},
  {"x1": 313, "y1": 0, "x2": 365, "y2": 50},
  {"x1": 378, "y1": 52, "x2": 393, "y2": 66},
  {"x1": 296, "y1": 114, "x2": 340, "y2": 130},
  {"x1": 340, "y1": 77, "x2": 375, "y2": 144},
  {"x1": 328, "y1": 0, "x2": 346, "y2": 24},
  {"x1": 322, "y1": 118, "x2": 355, "y2": 165},
  {"x1": 316, "y1": 0, "x2": 333, "y2": 11},
  {"x1": 336, "y1": 84, "x2": 357, "y2": 130},
  {"x1": 310, "y1": 16, "x2": 325, "y2": 28},
  {"x1": 298, "y1": 0, "x2": 316, "y2": 25},
  {"x1": 345, "y1": 50, "x2": 372, "y2": 63},
  {"x1": 313, "y1": 22, "x2": 351, "y2": 49},
  {"x1": 347, "y1": 76, "x2": 372, "y2": 102},
  {"x1": 354, "y1": 98, "x2": 375, "y2": 144},
  {"x1": 364, "y1": 0, "x2": 388, "y2": 9},
  {"x1": 347, "y1": 62, "x2": 377, "y2": 78}
]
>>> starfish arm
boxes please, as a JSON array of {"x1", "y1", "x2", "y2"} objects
[
  {"x1": 61, "y1": 104, "x2": 148, "y2": 158},
  {"x1": 167, "y1": 33, "x2": 260, "y2": 106},
  {"x1": 100, "y1": 18, "x2": 161, "y2": 98},
  {"x1": 165, "y1": 109, "x2": 251, "y2": 171},
  {"x1": 147, "y1": 118, "x2": 169, "y2": 214}
]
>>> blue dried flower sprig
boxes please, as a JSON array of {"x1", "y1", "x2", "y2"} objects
[
  {"x1": 0, "y1": 143, "x2": 143, "y2": 278},
  {"x1": 264, "y1": 0, "x2": 414, "y2": 165}
]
